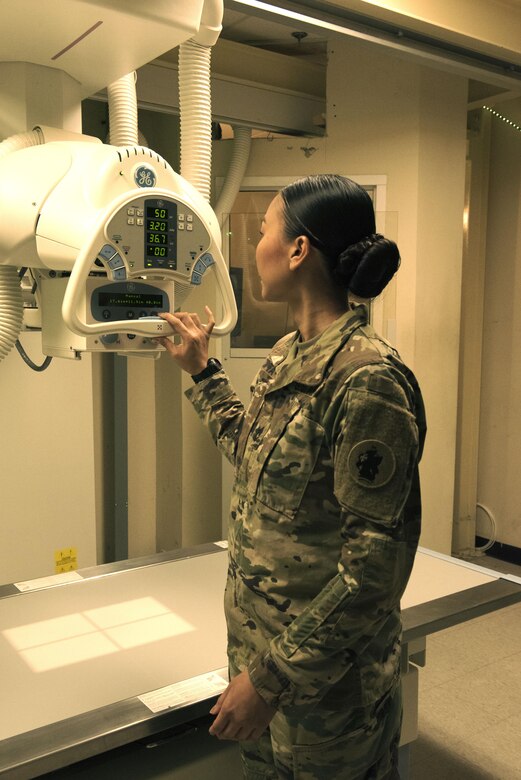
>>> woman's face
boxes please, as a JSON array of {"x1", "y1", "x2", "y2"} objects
[{"x1": 256, "y1": 195, "x2": 293, "y2": 302}]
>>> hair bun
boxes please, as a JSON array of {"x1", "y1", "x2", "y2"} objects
[{"x1": 334, "y1": 234, "x2": 400, "y2": 297}]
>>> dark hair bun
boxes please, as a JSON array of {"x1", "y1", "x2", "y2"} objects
[{"x1": 333, "y1": 234, "x2": 401, "y2": 297}]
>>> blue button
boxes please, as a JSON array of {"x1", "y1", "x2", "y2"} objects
[
  {"x1": 190, "y1": 272, "x2": 202, "y2": 285},
  {"x1": 108, "y1": 254, "x2": 124, "y2": 270},
  {"x1": 99, "y1": 244, "x2": 117, "y2": 261},
  {"x1": 201, "y1": 253, "x2": 215, "y2": 267},
  {"x1": 101, "y1": 333, "x2": 118, "y2": 345},
  {"x1": 194, "y1": 259, "x2": 207, "y2": 275},
  {"x1": 113, "y1": 268, "x2": 127, "y2": 280}
]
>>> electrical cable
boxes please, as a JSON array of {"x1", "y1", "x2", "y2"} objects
[
  {"x1": 473, "y1": 502, "x2": 497, "y2": 555},
  {"x1": 14, "y1": 339, "x2": 52, "y2": 372}
]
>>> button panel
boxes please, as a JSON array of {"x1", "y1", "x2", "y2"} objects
[
  {"x1": 190, "y1": 252, "x2": 215, "y2": 285},
  {"x1": 105, "y1": 197, "x2": 213, "y2": 280}
]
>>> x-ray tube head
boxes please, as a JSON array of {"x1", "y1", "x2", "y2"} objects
[{"x1": 0, "y1": 139, "x2": 238, "y2": 356}]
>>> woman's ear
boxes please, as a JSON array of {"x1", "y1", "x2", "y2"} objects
[{"x1": 289, "y1": 235, "x2": 311, "y2": 270}]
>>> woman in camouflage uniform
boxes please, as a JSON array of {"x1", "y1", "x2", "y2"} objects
[{"x1": 160, "y1": 174, "x2": 426, "y2": 780}]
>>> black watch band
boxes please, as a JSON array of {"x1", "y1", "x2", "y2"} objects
[{"x1": 191, "y1": 358, "x2": 223, "y2": 384}]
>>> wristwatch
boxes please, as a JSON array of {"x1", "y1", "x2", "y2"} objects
[{"x1": 191, "y1": 357, "x2": 223, "y2": 384}]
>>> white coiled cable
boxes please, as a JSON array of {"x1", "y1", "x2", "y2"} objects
[{"x1": 474, "y1": 502, "x2": 497, "y2": 554}]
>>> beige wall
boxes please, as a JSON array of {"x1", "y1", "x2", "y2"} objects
[
  {"x1": 0, "y1": 334, "x2": 97, "y2": 584},
  {"x1": 477, "y1": 96, "x2": 521, "y2": 549},
  {"x1": 453, "y1": 116, "x2": 491, "y2": 555},
  {"x1": 414, "y1": 68, "x2": 468, "y2": 552}
]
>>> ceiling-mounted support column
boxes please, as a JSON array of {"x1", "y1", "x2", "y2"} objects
[{"x1": 0, "y1": 62, "x2": 81, "y2": 137}]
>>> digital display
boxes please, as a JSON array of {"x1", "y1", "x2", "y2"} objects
[
  {"x1": 91, "y1": 282, "x2": 170, "y2": 322},
  {"x1": 145, "y1": 203, "x2": 176, "y2": 266},
  {"x1": 98, "y1": 292, "x2": 164, "y2": 308}
]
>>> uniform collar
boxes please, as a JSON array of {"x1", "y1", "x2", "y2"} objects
[{"x1": 267, "y1": 304, "x2": 368, "y2": 394}]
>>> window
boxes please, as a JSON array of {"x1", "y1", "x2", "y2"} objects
[{"x1": 218, "y1": 176, "x2": 392, "y2": 356}]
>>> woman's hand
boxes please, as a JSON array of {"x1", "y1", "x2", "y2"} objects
[
  {"x1": 209, "y1": 670, "x2": 276, "y2": 741},
  {"x1": 158, "y1": 307, "x2": 215, "y2": 375}
]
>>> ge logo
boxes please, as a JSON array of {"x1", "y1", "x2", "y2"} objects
[{"x1": 135, "y1": 166, "x2": 156, "y2": 188}]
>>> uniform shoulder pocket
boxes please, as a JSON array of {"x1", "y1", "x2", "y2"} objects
[{"x1": 334, "y1": 388, "x2": 419, "y2": 526}]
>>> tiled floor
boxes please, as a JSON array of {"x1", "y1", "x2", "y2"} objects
[{"x1": 410, "y1": 555, "x2": 521, "y2": 779}]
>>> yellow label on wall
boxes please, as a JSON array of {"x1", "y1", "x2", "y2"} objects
[{"x1": 55, "y1": 548, "x2": 78, "y2": 573}]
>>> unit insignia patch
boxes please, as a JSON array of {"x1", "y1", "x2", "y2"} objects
[{"x1": 347, "y1": 440, "x2": 396, "y2": 488}]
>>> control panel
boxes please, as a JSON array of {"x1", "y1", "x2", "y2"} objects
[{"x1": 103, "y1": 195, "x2": 215, "y2": 287}]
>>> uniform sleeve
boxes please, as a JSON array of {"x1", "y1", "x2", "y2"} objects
[
  {"x1": 248, "y1": 367, "x2": 421, "y2": 708},
  {"x1": 185, "y1": 370, "x2": 246, "y2": 466}
]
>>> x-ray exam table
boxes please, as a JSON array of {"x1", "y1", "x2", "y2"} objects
[{"x1": 1, "y1": 544, "x2": 521, "y2": 780}]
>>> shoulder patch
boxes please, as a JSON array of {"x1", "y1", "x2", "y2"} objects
[{"x1": 347, "y1": 439, "x2": 396, "y2": 488}]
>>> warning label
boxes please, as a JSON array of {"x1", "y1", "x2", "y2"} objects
[{"x1": 55, "y1": 547, "x2": 78, "y2": 574}]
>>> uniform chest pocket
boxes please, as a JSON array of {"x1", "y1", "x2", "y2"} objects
[{"x1": 250, "y1": 404, "x2": 325, "y2": 519}]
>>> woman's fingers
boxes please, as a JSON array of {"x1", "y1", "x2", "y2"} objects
[
  {"x1": 157, "y1": 337, "x2": 178, "y2": 355},
  {"x1": 156, "y1": 309, "x2": 214, "y2": 374},
  {"x1": 159, "y1": 311, "x2": 190, "y2": 335},
  {"x1": 204, "y1": 306, "x2": 216, "y2": 335},
  {"x1": 160, "y1": 309, "x2": 215, "y2": 339}
]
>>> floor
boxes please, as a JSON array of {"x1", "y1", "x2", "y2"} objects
[{"x1": 410, "y1": 555, "x2": 521, "y2": 779}]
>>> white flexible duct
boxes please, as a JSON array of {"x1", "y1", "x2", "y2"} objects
[
  {"x1": 0, "y1": 269, "x2": 24, "y2": 360},
  {"x1": 107, "y1": 72, "x2": 139, "y2": 147},
  {"x1": 178, "y1": 39, "x2": 212, "y2": 202},
  {"x1": 214, "y1": 126, "x2": 251, "y2": 228},
  {"x1": 0, "y1": 128, "x2": 43, "y2": 156},
  {"x1": 106, "y1": 128, "x2": 149, "y2": 147},
  {"x1": 178, "y1": 0, "x2": 223, "y2": 202},
  {"x1": 0, "y1": 129, "x2": 44, "y2": 361}
]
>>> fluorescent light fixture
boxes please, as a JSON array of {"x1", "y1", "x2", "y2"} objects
[
  {"x1": 229, "y1": 0, "x2": 521, "y2": 89},
  {"x1": 230, "y1": 0, "x2": 369, "y2": 39}
]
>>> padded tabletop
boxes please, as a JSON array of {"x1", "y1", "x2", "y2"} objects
[
  {"x1": 1, "y1": 544, "x2": 520, "y2": 778},
  {"x1": 0, "y1": 551, "x2": 228, "y2": 741},
  {"x1": 401, "y1": 549, "x2": 497, "y2": 609}
]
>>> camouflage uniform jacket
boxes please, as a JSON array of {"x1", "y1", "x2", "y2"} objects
[{"x1": 186, "y1": 305, "x2": 426, "y2": 713}]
